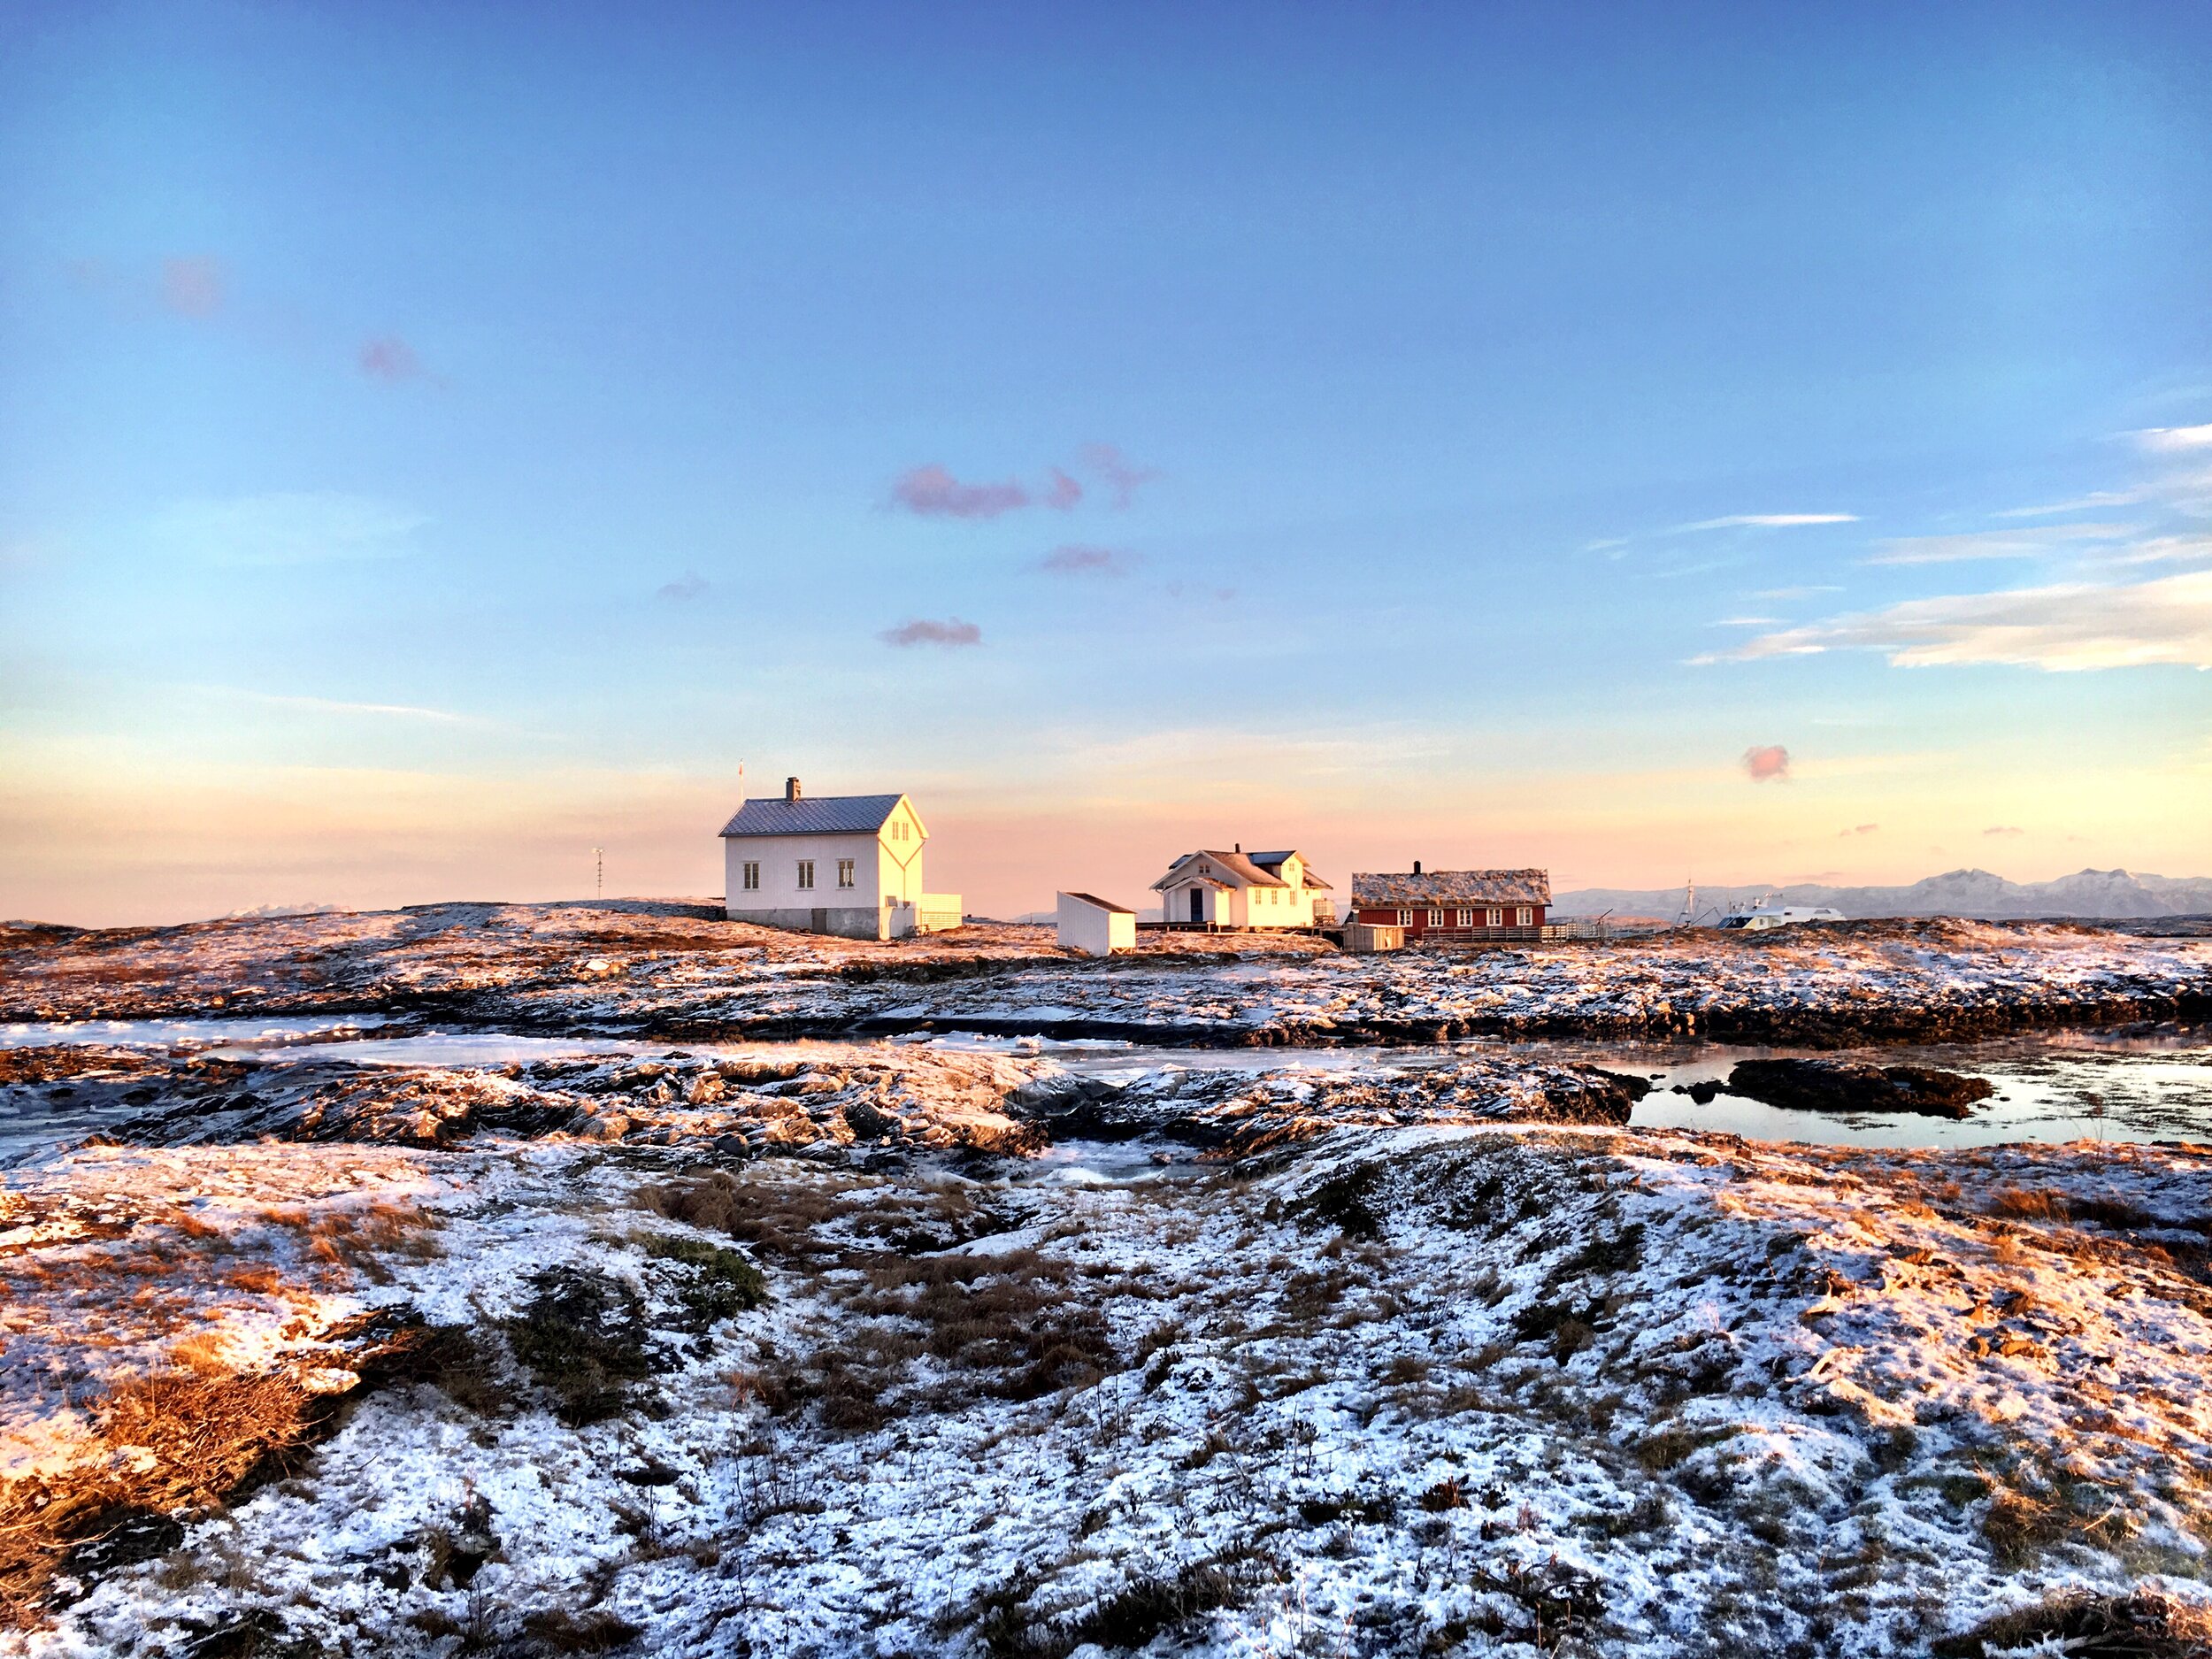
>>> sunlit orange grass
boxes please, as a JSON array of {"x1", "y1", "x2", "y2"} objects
[{"x1": 1, "y1": 1199, "x2": 438, "y2": 1370}]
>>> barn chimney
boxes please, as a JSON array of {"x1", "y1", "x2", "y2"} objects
[
  {"x1": 785, "y1": 776, "x2": 802, "y2": 803},
  {"x1": 1413, "y1": 860, "x2": 1423, "y2": 875}
]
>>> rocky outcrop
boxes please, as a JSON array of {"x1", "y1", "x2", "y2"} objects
[{"x1": 1724, "y1": 1057, "x2": 1996, "y2": 1119}]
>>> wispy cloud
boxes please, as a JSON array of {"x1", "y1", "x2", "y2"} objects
[
  {"x1": 889, "y1": 465, "x2": 1030, "y2": 520},
  {"x1": 1862, "y1": 522, "x2": 2135, "y2": 565},
  {"x1": 1044, "y1": 469, "x2": 1083, "y2": 511},
  {"x1": 151, "y1": 493, "x2": 427, "y2": 565},
  {"x1": 1995, "y1": 490, "x2": 2147, "y2": 518},
  {"x1": 1717, "y1": 570, "x2": 2212, "y2": 672},
  {"x1": 1081, "y1": 442, "x2": 1158, "y2": 509},
  {"x1": 657, "y1": 571, "x2": 709, "y2": 602},
  {"x1": 1755, "y1": 585, "x2": 1843, "y2": 600},
  {"x1": 2136, "y1": 424, "x2": 2212, "y2": 454},
  {"x1": 1984, "y1": 826, "x2": 2024, "y2": 837},
  {"x1": 879, "y1": 617, "x2": 983, "y2": 648},
  {"x1": 159, "y1": 256, "x2": 225, "y2": 318},
  {"x1": 1678, "y1": 513, "x2": 1858, "y2": 532},
  {"x1": 1037, "y1": 545, "x2": 1138, "y2": 577},
  {"x1": 1839, "y1": 823, "x2": 1879, "y2": 837},
  {"x1": 1711, "y1": 615, "x2": 1781, "y2": 627},
  {"x1": 218, "y1": 688, "x2": 471, "y2": 723},
  {"x1": 1741, "y1": 744, "x2": 1791, "y2": 781}
]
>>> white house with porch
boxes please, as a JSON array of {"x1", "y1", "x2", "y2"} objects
[
  {"x1": 719, "y1": 778, "x2": 962, "y2": 941},
  {"x1": 1149, "y1": 846, "x2": 1335, "y2": 931}
]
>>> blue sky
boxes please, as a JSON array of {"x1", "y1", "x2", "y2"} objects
[{"x1": 3, "y1": 2, "x2": 2209, "y2": 921}]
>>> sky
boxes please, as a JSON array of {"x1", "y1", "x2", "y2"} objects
[{"x1": 3, "y1": 1, "x2": 2209, "y2": 926}]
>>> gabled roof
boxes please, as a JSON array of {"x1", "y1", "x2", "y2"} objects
[
  {"x1": 1352, "y1": 869, "x2": 1552, "y2": 907},
  {"x1": 1248, "y1": 850, "x2": 1333, "y2": 890},
  {"x1": 719, "y1": 794, "x2": 910, "y2": 838},
  {"x1": 1149, "y1": 849, "x2": 1334, "y2": 891}
]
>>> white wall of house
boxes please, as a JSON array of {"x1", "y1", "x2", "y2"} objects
[
  {"x1": 726, "y1": 831, "x2": 890, "y2": 911},
  {"x1": 874, "y1": 799, "x2": 927, "y2": 907}
]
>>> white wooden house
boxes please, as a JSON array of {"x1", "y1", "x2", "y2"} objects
[
  {"x1": 1149, "y1": 846, "x2": 1335, "y2": 931},
  {"x1": 720, "y1": 778, "x2": 962, "y2": 940}
]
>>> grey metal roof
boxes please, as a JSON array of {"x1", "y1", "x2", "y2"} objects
[
  {"x1": 1351, "y1": 869, "x2": 1552, "y2": 907},
  {"x1": 718, "y1": 794, "x2": 906, "y2": 838}
]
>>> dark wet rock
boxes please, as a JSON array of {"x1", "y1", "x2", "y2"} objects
[
  {"x1": 1010, "y1": 1058, "x2": 1645, "y2": 1157},
  {"x1": 1673, "y1": 1079, "x2": 1725, "y2": 1105},
  {"x1": 1724, "y1": 1057, "x2": 1996, "y2": 1118}
]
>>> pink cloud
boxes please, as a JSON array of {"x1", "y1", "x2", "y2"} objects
[
  {"x1": 160, "y1": 257, "x2": 225, "y2": 318},
  {"x1": 1038, "y1": 544, "x2": 1138, "y2": 577},
  {"x1": 1838, "y1": 823, "x2": 1878, "y2": 836},
  {"x1": 358, "y1": 335, "x2": 424, "y2": 381},
  {"x1": 1044, "y1": 468, "x2": 1083, "y2": 510},
  {"x1": 1741, "y1": 744, "x2": 1791, "y2": 782},
  {"x1": 1080, "y1": 442, "x2": 1158, "y2": 508},
  {"x1": 890, "y1": 465, "x2": 1030, "y2": 520},
  {"x1": 1983, "y1": 825, "x2": 2024, "y2": 837},
  {"x1": 880, "y1": 617, "x2": 983, "y2": 648}
]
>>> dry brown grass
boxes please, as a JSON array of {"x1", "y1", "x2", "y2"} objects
[{"x1": 0, "y1": 1368, "x2": 318, "y2": 1626}]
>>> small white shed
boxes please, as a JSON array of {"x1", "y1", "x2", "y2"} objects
[{"x1": 1056, "y1": 891, "x2": 1136, "y2": 957}]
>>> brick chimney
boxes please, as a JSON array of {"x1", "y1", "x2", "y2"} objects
[
  {"x1": 1413, "y1": 860, "x2": 1423, "y2": 875},
  {"x1": 785, "y1": 776, "x2": 802, "y2": 803}
]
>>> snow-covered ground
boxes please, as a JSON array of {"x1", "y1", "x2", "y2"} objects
[
  {"x1": 6, "y1": 902, "x2": 2209, "y2": 1046},
  {"x1": 5, "y1": 905, "x2": 2212, "y2": 1655}
]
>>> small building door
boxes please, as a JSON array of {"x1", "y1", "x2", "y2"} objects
[{"x1": 1190, "y1": 887, "x2": 1204, "y2": 923}]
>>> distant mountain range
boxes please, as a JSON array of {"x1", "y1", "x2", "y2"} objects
[{"x1": 1552, "y1": 868, "x2": 2212, "y2": 922}]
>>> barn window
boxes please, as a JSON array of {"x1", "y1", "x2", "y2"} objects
[
  {"x1": 741, "y1": 861, "x2": 760, "y2": 892},
  {"x1": 797, "y1": 860, "x2": 815, "y2": 890},
  {"x1": 1517, "y1": 906, "x2": 1532, "y2": 926},
  {"x1": 837, "y1": 859, "x2": 856, "y2": 888}
]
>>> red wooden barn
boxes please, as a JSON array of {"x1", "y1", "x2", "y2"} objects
[{"x1": 1349, "y1": 864, "x2": 1551, "y2": 941}]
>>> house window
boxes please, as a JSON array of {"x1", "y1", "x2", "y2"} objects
[
  {"x1": 1427, "y1": 909, "x2": 1446, "y2": 927},
  {"x1": 1396, "y1": 909, "x2": 1414, "y2": 926},
  {"x1": 797, "y1": 860, "x2": 815, "y2": 890},
  {"x1": 837, "y1": 858, "x2": 855, "y2": 888},
  {"x1": 1517, "y1": 906, "x2": 1533, "y2": 926},
  {"x1": 741, "y1": 861, "x2": 760, "y2": 892},
  {"x1": 1486, "y1": 908, "x2": 1503, "y2": 926},
  {"x1": 1456, "y1": 908, "x2": 1473, "y2": 927}
]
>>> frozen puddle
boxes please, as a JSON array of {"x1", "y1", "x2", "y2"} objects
[
  {"x1": 2, "y1": 1014, "x2": 396, "y2": 1050},
  {"x1": 212, "y1": 1032, "x2": 645, "y2": 1068}
]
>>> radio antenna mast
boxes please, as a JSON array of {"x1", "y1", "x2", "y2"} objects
[{"x1": 592, "y1": 847, "x2": 603, "y2": 901}]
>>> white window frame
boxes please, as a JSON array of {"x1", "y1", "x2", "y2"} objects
[
  {"x1": 741, "y1": 861, "x2": 760, "y2": 892},
  {"x1": 1486, "y1": 907, "x2": 1502, "y2": 926},
  {"x1": 1517, "y1": 906, "x2": 1532, "y2": 926},
  {"x1": 1456, "y1": 908, "x2": 1473, "y2": 927},
  {"x1": 797, "y1": 859, "x2": 815, "y2": 890},
  {"x1": 1396, "y1": 909, "x2": 1414, "y2": 926},
  {"x1": 837, "y1": 858, "x2": 855, "y2": 888}
]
